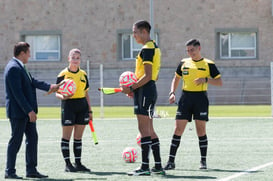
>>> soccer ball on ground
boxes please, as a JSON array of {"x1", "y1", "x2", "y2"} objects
[
  {"x1": 58, "y1": 79, "x2": 76, "y2": 96},
  {"x1": 119, "y1": 71, "x2": 137, "y2": 87},
  {"x1": 136, "y1": 133, "x2": 141, "y2": 147},
  {"x1": 122, "y1": 147, "x2": 138, "y2": 163}
]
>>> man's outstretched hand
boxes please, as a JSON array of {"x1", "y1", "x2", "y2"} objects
[{"x1": 45, "y1": 80, "x2": 65, "y2": 95}]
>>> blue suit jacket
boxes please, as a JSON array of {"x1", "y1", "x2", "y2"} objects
[{"x1": 4, "y1": 58, "x2": 51, "y2": 119}]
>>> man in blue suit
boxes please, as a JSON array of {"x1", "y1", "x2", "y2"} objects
[{"x1": 4, "y1": 42, "x2": 61, "y2": 179}]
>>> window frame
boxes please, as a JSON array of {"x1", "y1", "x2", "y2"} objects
[
  {"x1": 215, "y1": 28, "x2": 258, "y2": 60},
  {"x1": 117, "y1": 29, "x2": 160, "y2": 61},
  {"x1": 20, "y1": 30, "x2": 62, "y2": 62}
]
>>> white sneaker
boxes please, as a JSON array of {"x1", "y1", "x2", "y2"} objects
[{"x1": 127, "y1": 167, "x2": 151, "y2": 176}]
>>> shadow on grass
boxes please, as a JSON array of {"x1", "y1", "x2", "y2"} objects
[
  {"x1": 91, "y1": 171, "x2": 127, "y2": 176},
  {"x1": 179, "y1": 168, "x2": 261, "y2": 174},
  {"x1": 33, "y1": 177, "x2": 106, "y2": 181},
  {"x1": 163, "y1": 168, "x2": 262, "y2": 180},
  {"x1": 25, "y1": 171, "x2": 126, "y2": 181},
  {"x1": 26, "y1": 179, "x2": 74, "y2": 181},
  {"x1": 208, "y1": 168, "x2": 261, "y2": 174},
  {"x1": 165, "y1": 175, "x2": 217, "y2": 179}
]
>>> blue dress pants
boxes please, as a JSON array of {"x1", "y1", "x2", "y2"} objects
[{"x1": 5, "y1": 117, "x2": 38, "y2": 175}]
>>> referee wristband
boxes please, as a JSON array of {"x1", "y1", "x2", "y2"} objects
[
  {"x1": 169, "y1": 92, "x2": 175, "y2": 96},
  {"x1": 88, "y1": 110, "x2": 93, "y2": 113}
]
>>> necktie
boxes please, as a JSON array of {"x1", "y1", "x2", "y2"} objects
[{"x1": 24, "y1": 65, "x2": 31, "y2": 80}]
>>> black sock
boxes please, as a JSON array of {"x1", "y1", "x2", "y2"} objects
[
  {"x1": 61, "y1": 138, "x2": 71, "y2": 165},
  {"x1": 168, "y1": 135, "x2": 181, "y2": 163},
  {"x1": 151, "y1": 138, "x2": 162, "y2": 169},
  {"x1": 73, "y1": 139, "x2": 82, "y2": 165},
  {"x1": 199, "y1": 135, "x2": 208, "y2": 162},
  {"x1": 141, "y1": 136, "x2": 151, "y2": 170}
]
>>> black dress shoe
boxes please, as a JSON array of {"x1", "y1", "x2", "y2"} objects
[
  {"x1": 4, "y1": 173, "x2": 23, "y2": 179},
  {"x1": 26, "y1": 172, "x2": 48, "y2": 178}
]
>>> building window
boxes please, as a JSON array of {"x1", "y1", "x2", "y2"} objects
[
  {"x1": 216, "y1": 29, "x2": 258, "y2": 59},
  {"x1": 118, "y1": 29, "x2": 159, "y2": 61},
  {"x1": 21, "y1": 31, "x2": 61, "y2": 61}
]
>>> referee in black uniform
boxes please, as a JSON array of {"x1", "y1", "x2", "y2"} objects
[{"x1": 164, "y1": 39, "x2": 223, "y2": 170}]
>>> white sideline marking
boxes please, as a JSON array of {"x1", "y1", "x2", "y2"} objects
[{"x1": 218, "y1": 161, "x2": 273, "y2": 181}]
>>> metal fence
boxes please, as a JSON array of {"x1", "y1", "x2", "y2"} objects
[{"x1": 0, "y1": 62, "x2": 270, "y2": 107}]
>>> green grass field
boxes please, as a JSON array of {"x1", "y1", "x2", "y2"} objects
[
  {"x1": 0, "y1": 106, "x2": 272, "y2": 180},
  {"x1": 0, "y1": 105, "x2": 271, "y2": 119}
]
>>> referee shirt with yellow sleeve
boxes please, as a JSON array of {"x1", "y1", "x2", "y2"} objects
[
  {"x1": 176, "y1": 58, "x2": 221, "y2": 92},
  {"x1": 135, "y1": 40, "x2": 161, "y2": 81},
  {"x1": 56, "y1": 67, "x2": 89, "y2": 98},
  {"x1": 133, "y1": 40, "x2": 161, "y2": 116}
]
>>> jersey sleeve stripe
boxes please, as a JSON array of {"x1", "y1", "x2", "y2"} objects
[{"x1": 175, "y1": 72, "x2": 182, "y2": 78}]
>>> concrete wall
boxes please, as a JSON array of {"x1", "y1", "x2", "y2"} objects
[
  {"x1": 0, "y1": 0, "x2": 273, "y2": 68},
  {"x1": 0, "y1": 0, "x2": 272, "y2": 106}
]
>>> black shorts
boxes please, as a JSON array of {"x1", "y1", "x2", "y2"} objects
[
  {"x1": 133, "y1": 80, "x2": 157, "y2": 117},
  {"x1": 61, "y1": 98, "x2": 90, "y2": 126},
  {"x1": 176, "y1": 91, "x2": 209, "y2": 122}
]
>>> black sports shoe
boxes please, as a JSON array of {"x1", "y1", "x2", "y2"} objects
[
  {"x1": 4, "y1": 173, "x2": 23, "y2": 179},
  {"x1": 127, "y1": 167, "x2": 151, "y2": 176},
  {"x1": 65, "y1": 164, "x2": 77, "y2": 172},
  {"x1": 151, "y1": 167, "x2": 166, "y2": 175},
  {"x1": 74, "y1": 163, "x2": 91, "y2": 172},
  {"x1": 199, "y1": 161, "x2": 207, "y2": 169},
  {"x1": 164, "y1": 162, "x2": 175, "y2": 170}
]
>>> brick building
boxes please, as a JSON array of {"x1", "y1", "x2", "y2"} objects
[{"x1": 0, "y1": 0, "x2": 272, "y2": 106}]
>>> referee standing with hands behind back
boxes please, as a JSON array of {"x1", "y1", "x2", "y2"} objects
[{"x1": 164, "y1": 39, "x2": 222, "y2": 171}]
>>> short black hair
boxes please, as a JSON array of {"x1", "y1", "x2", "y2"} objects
[
  {"x1": 185, "y1": 39, "x2": 200, "y2": 47},
  {"x1": 133, "y1": 20, "x2": 151, "y2": 33},
  {"x1": 14, "y1": 42, "x2": 30, "y2": 57}
]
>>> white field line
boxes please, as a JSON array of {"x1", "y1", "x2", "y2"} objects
[{"x1": 218, "y1": 161, "x2": 273, "y2": 181}]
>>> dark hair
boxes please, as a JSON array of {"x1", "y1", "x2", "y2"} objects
[
  {"x1": 185, "y1": 39, "x2": 200, "y2": 47},
  {"x1": 14, "y1": 42, "x2": 30, "y2": 57},
  {"x1": 133, "y1": 20, "x2": 151, "y2": 33}
]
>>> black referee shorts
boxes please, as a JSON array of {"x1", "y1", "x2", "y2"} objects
[
  {"x1": 61, "y1": 98, "x2": 90, "y2": 126},
  {"x1": 133, "y1": 80, "x2": 157, "y2": 118},
  {"x1": 176, "y1": 91, "x2": 209, "y2": 122}
]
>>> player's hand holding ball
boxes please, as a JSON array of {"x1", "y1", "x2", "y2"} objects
[{"x1": 119, "y1": 71, "x2": 137, "y2": 96}]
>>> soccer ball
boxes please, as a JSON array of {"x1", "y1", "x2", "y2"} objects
[
  {"x1": 122, "y1": 147, "x2": 138, "y2": 163},
  {"x1": 136, "y1": 133, "x2": 141, "y2": 147},
  {"x1": 119, "y1": 71, "x2": 137, "y2": 87},
  {"x1": 58, "y1": 79, "x2": 76, "y2": 96}
]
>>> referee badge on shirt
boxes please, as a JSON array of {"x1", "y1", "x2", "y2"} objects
[
  {"x1": 182, "y1": 66, "x2": 189, "y2": 75},
  {"x1": 183, "y1": 71, "x2": 189, "y2": 75}
]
